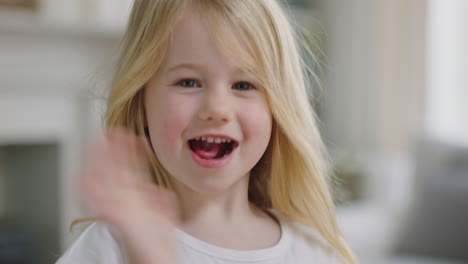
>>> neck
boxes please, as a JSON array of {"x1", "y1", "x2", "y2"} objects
[
  {"x1": 169, "y1": 174, "x2": 281, "y2": 250},
  {"x1": 170, "y1": 175, "x2": 259, "y2": 232}
]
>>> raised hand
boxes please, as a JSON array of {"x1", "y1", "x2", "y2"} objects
[{"x1": 79, "y1": 128, "x2": 179, "y2": 264}]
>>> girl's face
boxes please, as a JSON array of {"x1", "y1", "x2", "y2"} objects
[{"x1": 144, "y1": 11, "x2": 272, "y2": 195}]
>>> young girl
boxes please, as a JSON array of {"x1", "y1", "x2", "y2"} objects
[{"x1": 57, "y1": 0, "x2": 356, "y2": 263}]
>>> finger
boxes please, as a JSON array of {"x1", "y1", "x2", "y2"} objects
[
  {"x1": 85, "y1": 138, "x2": 120, "y2": 186},
  {"x1": 115, "y1": 131, "x2": 152, "y2": 185},
  {"x1": 133, "y1": 135, "x2": 152, "y2": 177},
  {"x1": 79, "y1": 171, "x2": 105, "y2": 215},
  {"x1": 106, "y1": 128, "x2": 148, "y2": 178},
  {"x1": 106, "y1": 127, "x2": 135, "y2": 168}
]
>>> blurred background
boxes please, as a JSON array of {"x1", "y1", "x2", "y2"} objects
[{"x1": 0, "y1": 0, "x2": 467, "y2": 263}]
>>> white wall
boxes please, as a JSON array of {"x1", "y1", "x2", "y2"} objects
[
  {"x1": 319, "y1": 0, "x2": 426, "y2": 204},
  {"x1": 0, "y1": 10, "x2": 121, "y2": 251},
  {"x1": 319, "y1": 1, "x2": 428, "y2": 260},
  {"x1": 426, "y1": 0, "x2": 468, "y2": 146},
  {"x1": 37, "y1": 0, "x2": 132, "y2": 26}
]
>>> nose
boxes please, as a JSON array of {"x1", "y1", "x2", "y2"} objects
[{"x1": 197, "y1": 87, "x2": 233, "y2": 124}]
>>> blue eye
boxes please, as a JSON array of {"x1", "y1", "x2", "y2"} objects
[
  {"x1": 177, "y1": 79, "x2": 200, "y2": 87},
  {"x1": 233, "y1": 82, "x2": 255, "y2": 91}
]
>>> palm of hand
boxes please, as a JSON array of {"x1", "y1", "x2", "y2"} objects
[{"x1": 79, "y1": 129, "x2": 179, "y2": 263}]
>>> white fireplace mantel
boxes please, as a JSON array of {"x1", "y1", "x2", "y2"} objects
[{"x1": 0, "y1": 9, "x2": 121, "y2": 251}]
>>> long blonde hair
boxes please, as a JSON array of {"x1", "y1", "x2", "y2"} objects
[{"x1": 104, "y1": 0, "x2": 356, "y2": 263}]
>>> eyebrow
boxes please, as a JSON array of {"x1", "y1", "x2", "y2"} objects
[
  {"x1": 166, "y1": 63, "x2": 252, "y2": 78},
  {"x1": 166, "y1": 63, "x2": 205, "y2": 73}
]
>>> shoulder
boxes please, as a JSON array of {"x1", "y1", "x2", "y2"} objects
[
  {"x1": 279, "y1": 216, "x2": 342, "y2": 263},
  {"x1": 56, "y1": 222, "x2": 127, "y2": 264}
]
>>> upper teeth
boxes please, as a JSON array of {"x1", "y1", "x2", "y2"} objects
[{"x1": 195, "y1": 136, "x2": 231, "y2": 143}]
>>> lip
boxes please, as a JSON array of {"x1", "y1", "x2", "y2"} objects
[
  {"x1": 186, "y1": 134, "x2": 238, "y2": 168},
  {"x1": 189, "y1": 148, "x2": 235, "y2": 168}
]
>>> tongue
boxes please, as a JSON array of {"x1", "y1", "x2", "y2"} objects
[{"x1": 194, "y1": 142, "x2": 220, "y2": 159}]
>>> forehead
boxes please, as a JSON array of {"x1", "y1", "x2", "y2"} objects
[{"x1": 161, "y1": 9, "x2": 254, "y2": 72}]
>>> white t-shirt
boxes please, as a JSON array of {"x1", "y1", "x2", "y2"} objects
[{"x1": 56, "y1": 217, "x2": 340, "y2": 264}]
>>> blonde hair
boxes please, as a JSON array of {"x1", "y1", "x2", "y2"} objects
[{"x1": 104, "y1": 0, "x2": 356, "y2": 263}]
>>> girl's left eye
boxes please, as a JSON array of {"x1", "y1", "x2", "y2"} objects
[{"x1": 232, "y1": 82, "x2": 255, "y2": 91}]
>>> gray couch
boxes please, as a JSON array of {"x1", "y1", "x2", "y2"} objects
[{"x1": 391, "y1": 138, "x2": 468, "y2": 263}]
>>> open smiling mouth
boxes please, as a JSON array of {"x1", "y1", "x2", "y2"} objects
[{"x1": 188, "y1": 137, "x2": 239, "y2": 160}]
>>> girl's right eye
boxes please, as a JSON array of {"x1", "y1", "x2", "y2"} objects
[{"x1": 176, "y1": 79, "x2": 200, "y2": 88}]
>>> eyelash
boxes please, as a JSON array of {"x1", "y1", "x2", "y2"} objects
[
  {"x1": 176, "y1": 79, "x2": 256, "y2": 91},
  {"x1": 176, "y1": 79, "x2": 200, "y2": 88}
]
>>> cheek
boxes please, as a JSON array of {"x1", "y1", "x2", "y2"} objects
[
  {"x1": 147, "y1": 95, "x2": 194, "y2": 153},
  {"x1": 242, "y1": 99, "x2": 272, "y2": 142}
]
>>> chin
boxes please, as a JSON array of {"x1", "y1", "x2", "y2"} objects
[{"x1": 176, "y1": 173, "x2": 248, "y2": 197}]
